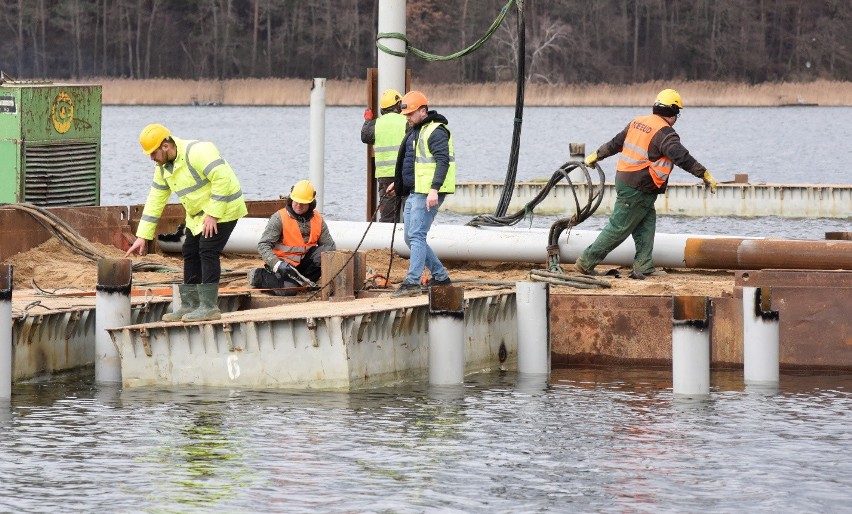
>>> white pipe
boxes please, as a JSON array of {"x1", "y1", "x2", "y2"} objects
[
  {"x1": 171, "y1": 284, "x2": 182, "y2": 312},
  {"x1": 159, "y1": 218, "x2": 754, "y2": 268},
  {"x1": 672, "y1": 322, "x2": 710, "y2": 398},
  {"x1": 310, "y1": 78, "x2": 326, "y2": 211},
  {"x1": 672, "y1": 297, "x2": 711, "y2": 398},
  {"x1": 516, "y1": 281, "x2": 550, "y2": 374},
  {"x1": 672, "y1": 325, "x2": 710, "y2": 397},
  {"x1": 429, "y1": 290, "x2": 464, "y2": 385},
  {"x1": 0, "y1": 264, "x2": 12, "y2": 399},
  {"x1": 95, "y1": 260, "x2": 131, "y2": 384},
  {"x1": 377, "y1": 0, "x2": 407, "y2": 100},
  {"x1": 742, "y1": 287, "x2": 780, "y2": 385}
]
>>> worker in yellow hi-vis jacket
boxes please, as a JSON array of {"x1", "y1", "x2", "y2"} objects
[{"x1": 126, "y1": 123, "x2": 247, "y2": 323}]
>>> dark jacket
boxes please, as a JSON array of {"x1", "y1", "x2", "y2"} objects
[
  {"x1": 392, "y1": 110, "x2": 451, "y2": 196},
  {"x1": 595, "y1": 114, "x2": 706, "y2": 194}
]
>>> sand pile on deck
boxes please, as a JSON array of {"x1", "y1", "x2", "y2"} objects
[{"x1": 6, "y1": 239, "x2": 735, "y2": 298}]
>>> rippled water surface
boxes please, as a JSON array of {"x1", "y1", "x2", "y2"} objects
[
  {"x1": 2, "y1": 368, "x2": 850, "y2": 512},
  {"x1": 100, "y1": 105, "x2": 850, "y2": 239},
  {"x1": 7, "y1": 106, "x2": 846, "y2": 511}
]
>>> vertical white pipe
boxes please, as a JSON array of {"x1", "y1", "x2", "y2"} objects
[
  {"x1": 0, "y1": 264, "x2": 12, "y2": 399},
  {"x1": 672, "y1": 296, "x2": 711, "y2": 398},
  {"x1": 377, "y1": 0, "x2": 407, "y2": 100},
  {"x1": 96, "y1": 259, "x2": 132, "y2": 384},
  {"x1": 309, "y1": 78, "x2": 326, "y2": 211},
  {"x1": 429, "y1": 287, "x2": 464, "y2": 385},
  {"x1": 171, "y1": 283, "x2": 182, "y2": 312},
  {"x1": 516, "y1": 281, "x2": 550, "y2": 374},
  {"x1": 743, "y1": 286, "x2": 780, "y2": 385}
]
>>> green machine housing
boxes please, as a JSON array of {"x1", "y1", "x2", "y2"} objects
[{"x1": 0, "y1": 82, "x2": 102, "y2": 206}]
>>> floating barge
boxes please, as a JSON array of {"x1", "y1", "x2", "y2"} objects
[
  {"x1": 3, "y1": 200, "x2": 852, "y2": 390},
  {"x1": 108, "y1": 290, "x2": 516, "y2": 389},
  {"x1": 446, "y1": 181, "x2": 852, "y2": 218}
]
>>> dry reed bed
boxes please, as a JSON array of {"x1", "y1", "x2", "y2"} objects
[{"x1": 97, "y1": 78, "x2": 852, "y2": 106}]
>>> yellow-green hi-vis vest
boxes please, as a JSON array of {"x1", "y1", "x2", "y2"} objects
[
  {"x1": 373, "y1": 112, "x2": 407, "y2": 178},
  {"x1": 136, "y1": 136, "x2": 248, "y2": 239},
  {"x1": 413, "y1": 121, "x2": 456, "y2": 194}
]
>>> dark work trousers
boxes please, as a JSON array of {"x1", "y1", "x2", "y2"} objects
[
  {"x1": 256, "y1": 245, "x2": 333, "y2": 296},
  {"x1": 377, "y1": 177, "x2": 405, "y2": 223},
  {"x1": 181, "y1": 219, "x2": 238, "y2": 284}
]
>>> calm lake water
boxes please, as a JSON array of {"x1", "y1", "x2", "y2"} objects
[
  {"x1": 101, "y1": 105, "x2": 851, "y2": 239},
  {"x1": 2, "y1": 368, "x2": 851, "y2": 512},
  {"x1": 2, "y1": 106, "x2": 849, "y2": 512}
]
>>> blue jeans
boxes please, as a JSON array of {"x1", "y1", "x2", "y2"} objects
[{"x1": 402, "y1": 193, "x2": 449, "y2": 285}]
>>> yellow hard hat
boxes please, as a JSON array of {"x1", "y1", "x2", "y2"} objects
[
  {"x1": 400, "y1": 91, "x2": 428, "y2": 115},
  {"x1": 380, "y1": 89, "x2": 402, "y2": 109},
  {"x1": 290, "y1": 180, "x2": 316, "y2": 204},
  {"x1": 139, "y1": 123, "x2": 170, "y2": 154},
  {"x1": 654, "y1": 88, "x2": 684, "y2": 109}
]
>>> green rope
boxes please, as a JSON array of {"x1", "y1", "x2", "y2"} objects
[{"x1": 376, "y1": 0, "x2": 518, "y2": 61}]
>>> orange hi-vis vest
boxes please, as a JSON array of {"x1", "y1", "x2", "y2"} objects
[
  {"x1": 616, "y1": 114, "x2": 674, "y2": 188},
  {"x1": 272, "y1": 208, "x2": 323, "y2": 265}
]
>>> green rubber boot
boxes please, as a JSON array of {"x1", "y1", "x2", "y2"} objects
[
  {"x1": 181, "y1": 282, "x2": 222, "y2": 322},
  {"x1": 162, "y1": 284, "x2": 199, "y2": 322}
]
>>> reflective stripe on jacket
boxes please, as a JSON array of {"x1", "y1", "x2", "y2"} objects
[
  {"x1": 616, "y1": 115, "x2": 674, "y2": 189},
  {"x1": 413, "y1": 121, "x2": 456, "y2": 194},
  {"x1": 273, "y1": 208, "x2": 322, "y2": 265},
  {"x1": 374, "y1": 112, "x2": 407, "y2": 178},
  {"x1": 136, "y1": 136, "x2": 248, "y2": 239}
]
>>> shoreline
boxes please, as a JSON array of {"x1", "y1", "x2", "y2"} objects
[{"x1": 80, "y1": 78, "x2": 852, "y2": 107}]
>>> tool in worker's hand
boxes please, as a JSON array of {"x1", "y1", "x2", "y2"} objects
[{"x1": 277, "y1": 261, "x2": 318, "y2": 289}]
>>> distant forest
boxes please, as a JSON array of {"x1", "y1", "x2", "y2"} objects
[{"x1": 2, "y1": 0, "x2": 851, "y2": 84}]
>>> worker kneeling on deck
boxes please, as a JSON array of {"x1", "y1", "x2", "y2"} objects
[{"x1": 247, "y1": 180, "x2": 336, "y2": 296}]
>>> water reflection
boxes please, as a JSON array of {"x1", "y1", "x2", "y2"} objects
[{"x1": 1, "y1": 368, "x2": 850, "y2": 511}]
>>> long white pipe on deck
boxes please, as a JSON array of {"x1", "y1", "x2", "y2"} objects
[
  {"x1": 310, "y1": 78, "x2": 326, "y2": 211},
  {"x1": 167, "y1": 218, "x2": 749, "y2": 268}
]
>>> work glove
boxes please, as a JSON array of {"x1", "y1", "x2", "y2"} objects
[
  {"x1": 275, "y1": 261, "x2": 315, "y2": 287},
  {"x1": 274, "y1": 261, "x2": 296, "y2": 280},
  {"x1": 702, "y1": 170, "x2": 719, "y2": 194},
  {"x1": 585, "y1": 151, "x2": 598, "y2": 166},
  {"x1": 363, "y1": 108, "x2": 374, "y2": 121}
]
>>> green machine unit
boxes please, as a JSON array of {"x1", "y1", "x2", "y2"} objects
[{"x1": 0, "y1": 82, "x2": 102, "y2": 206}]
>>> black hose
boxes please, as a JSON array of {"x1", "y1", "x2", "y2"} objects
[{"x1": 494, "y1": 1, "x2": 526, "y2": 218}]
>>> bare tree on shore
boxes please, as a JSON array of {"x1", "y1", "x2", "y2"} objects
[{"x1": 2, "y1": 0, "x2": 850, "y2": 83}]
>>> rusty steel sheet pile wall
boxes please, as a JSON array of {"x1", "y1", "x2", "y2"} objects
[
  {"x1": 0, "y1": 200, "x2": 287, "y2": 261},
  {"x1": 550, "y1": 270, "x2": 852, "y2": 370}
]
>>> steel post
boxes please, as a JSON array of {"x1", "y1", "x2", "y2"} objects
[
  {"x1": 428, "y1": 286, "x2": 464, "y2": 385},
  {"x1": 377, "y1": 0, "x2": 407, "y2": 103},
  {"x1": 516, "y1": 281, "x2": 550, "y2": 375},
  {"x1": 95, "y1": 259, "x2": 132, "y2": 384},
  {"x1": 0, "y1": 264, "x2": 12, "y2": 399},
  {"x1": 742, "y1": 287, "x2": 780, "y2": 385},
  {"x1": 672, "y1": 296, "x2": 711, "y2": 398},
  {"x1": 309, "y1": 78, "x2": 326, "y2": 211}
]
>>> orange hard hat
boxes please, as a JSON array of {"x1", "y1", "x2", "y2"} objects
[{"x1": 400, "y1": 91, "x2": 428, "y2": 115}]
